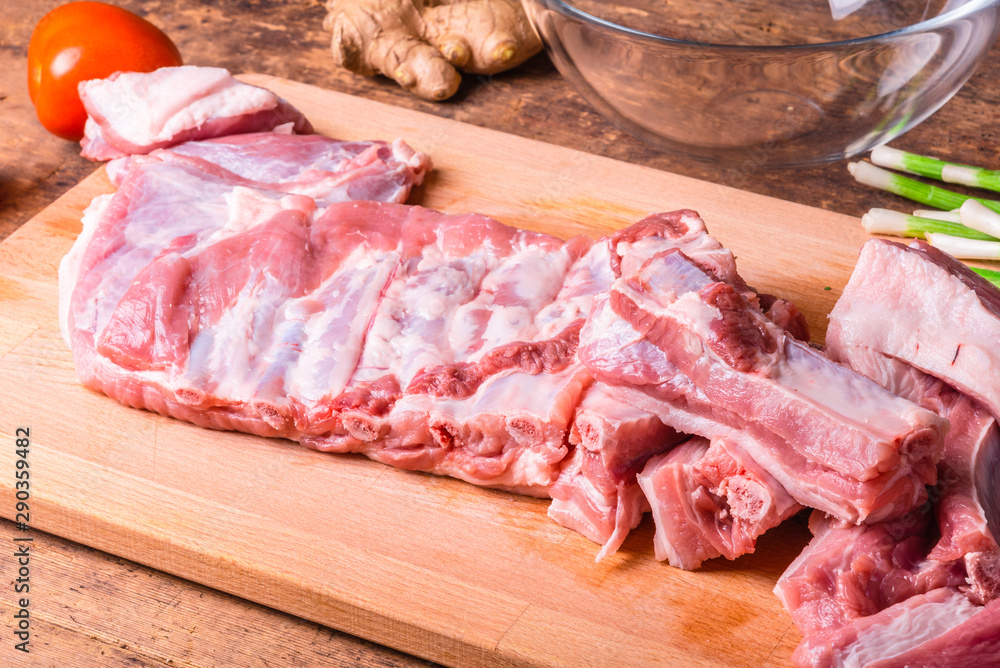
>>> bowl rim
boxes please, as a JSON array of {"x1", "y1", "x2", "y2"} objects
[{"x1": 532, "y1": 0, "x2": 1000, "y2": 49}]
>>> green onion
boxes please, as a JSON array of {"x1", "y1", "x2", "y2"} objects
[
  {"x1": 942, "y1": 164, "x2": 1000, "y2": 192},
  {"x1": 925, "y1": 233, "x2": 1000, "y2": 260},
  {"x1": 959, "y1": 200, "x2": 1000, "y2": 239},
  {"x1": 862, "y1": 208, "x2": 998, "y2": 241},
  {"x1": 848, "y1": 162, "x2": 1000, "y2": 214},
  {"x1": 912, "y1": 209, "x2": 961, "y2": 222},
  {"x1": 870, "y1": 146, "x2": 948, "y2": 180},
  {"x1": 870, "y1": 145, "x2": 1000, "y2": 193},
  {"x1": 971, "y1": 267, "x2": 1000, "y2": 290}
]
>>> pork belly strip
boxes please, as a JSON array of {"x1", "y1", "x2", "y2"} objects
[
  {"x1": 80, "y1": 66, "x2": 313, "y2": 161},
  {"x1": 828, "y1": 238, "x2": 1000, "y2": 422},
  {"x1": 637, "y1": 436, "x2": 802, "y2": 570},
  {"x1": 580, "y1": 263, "x2": 944, "y2": 524}
]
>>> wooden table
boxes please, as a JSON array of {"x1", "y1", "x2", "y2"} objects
[{"x1": 2, "y1": 1, "x2": 998, "y2": 666}]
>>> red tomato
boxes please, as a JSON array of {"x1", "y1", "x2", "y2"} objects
[{"x1": 27, "y1": 2, "x2": 183, "y2": 141}]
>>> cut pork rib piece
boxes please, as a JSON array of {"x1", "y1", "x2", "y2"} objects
[
  {"x1": 80, "y1": 66, "x2": 313, "y2": 161},
  {"x1": 828, "y1": 243, "x2": 1000, "y2": 604},
  {"x1": 775, "y1": 510, "x2": 968, "y2": 641},
  {"x1": 579, "y1": 244, "x2": 946, "y2": 525},
  {"x1": 611, "y1": 246, "x2": 942, "y2": 484},
  {"x1": 549, "y1": 382, "x2": 687, "y2": 560},
  {"x1": 776, "y1": 509, "x2": 1000, "y2": 667},
  {"x1": 638, "y1": 436, "x2": 802, "y2": 570},
  {"x1": 772, "y1": 363, "x2": 1000, "y2": 666}
]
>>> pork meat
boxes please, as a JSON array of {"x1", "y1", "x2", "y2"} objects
[{"x1": 80, "y1": 66, "x2": 313, "y2": 161}]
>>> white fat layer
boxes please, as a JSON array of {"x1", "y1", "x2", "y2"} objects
[
  {"x1": 777, "y1": 339, "x2": 933, "y2": 440},
  {"x1": 285, "y1": 248, "x2": 399, "y2": 403},
  {"x1": 837, "y1": 590, "x2": 978, "y2": 668},
  {"x1": 83, "y1": 67, "x2": 277, "y2": 146},
  {"x1": 835, "y1": 241, "x2": 1000, "y2": 417},
  {"x1": 222, "y1": 187, "x2": 288, "y2": 234}
]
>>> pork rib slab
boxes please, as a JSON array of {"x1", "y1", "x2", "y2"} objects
[{"x1": 63, "y1": 158, "x2": 598, "y2": 494}]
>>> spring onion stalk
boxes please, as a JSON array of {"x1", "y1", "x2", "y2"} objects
[
  {"x1": 848, "y1": 162, "x2": 1000, "y2": 214},
  {"x1": 925, "y1": 233, "x2": 1000, "y2": 260},
  {"x1": 912, "y1": 209, "x2": 962, "y2": 223},
  {"x1": 870, "y1": 145, "x2": 1000, "y2": 193},
  {"x1": 971, "y1": 266, "x2": 1000, "y2": 290},
  {"x1": 959, "y1": 200, "x2": 1000, "y2": 239},
  {"x1": 862, "y1": 208, "x2": 999, "y2": 241},
  {"x1": 871, "y1": 145, "x2": 948, "y2": 180},
  {"x1": 942, "y1": 163, "x2": 1000, "y2": 192}
]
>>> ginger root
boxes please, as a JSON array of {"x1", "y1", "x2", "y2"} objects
[{"x1": 323, "y1": 0, "x2": 542, "y2": 101}]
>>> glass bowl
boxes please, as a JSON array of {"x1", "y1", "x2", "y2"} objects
[{"x1": 521, "y1": 0, "x2": 1000, "y2": 167}]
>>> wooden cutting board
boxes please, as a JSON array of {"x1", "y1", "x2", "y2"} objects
[{"x1": 0, "y1": 74, "x2": 873, "y2": 667}]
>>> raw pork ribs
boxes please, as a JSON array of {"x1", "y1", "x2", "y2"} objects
[
  {"x1": 61, "y1": 134, "x2": 945, "y2": 564},
  {"x1": 774, "y1": 238, "x2": 1000, "y2": 667},
  {"x1": 62, "y1": 65, "x2": 956, "y2": 572}
]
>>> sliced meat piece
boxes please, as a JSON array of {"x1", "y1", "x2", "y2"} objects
[
  {"x1": 549, "y1": 382, "x2": 687, "y2": 560},
  {"x1": 774, "y1": 510, "x2": 967, "y2": 641},
  {"x1": 580, "y1": 281, "x2": 943, "y2": 525},
  {"x1": 791, "y1": 588, "x2": 1000, "y2": 668},
  {"x1": 774, "y1": 347, "x2": 1000, "y2": 667},
  {"x1": 827, "y1": 326, "x2": 1000, "y2": 605},
  {"x1": 80, "y1": 66, "x2": 313, "y2": 161},
  {"x1": 113, "y1": 133, "x2": 430, "y2": 204},
  {"x1": 608, "y1": 246, "x2": 944, "y2": 485},
  {"x1": 638, "y1": 436, "x2": 802, "y2": 570},
  {"x1": 828, "y1": 238, "x2": 1000, "y2": 421}
]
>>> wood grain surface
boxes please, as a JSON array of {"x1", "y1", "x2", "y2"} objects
[
  {"x1": 0, "y1": 521, "x2": 438, "y2": 668},
  {"x1": 0, "y1": 74, "x2": 883, "y2": 668},
  {"x1": 3, "y1": 1, "x2": 999, "y2": 665}
]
